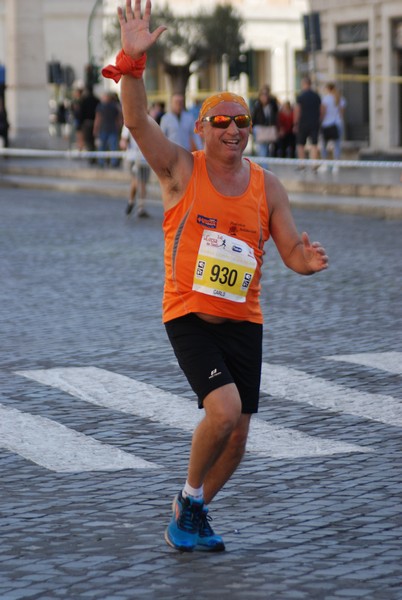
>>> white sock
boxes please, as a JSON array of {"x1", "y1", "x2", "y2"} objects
[{"x1": 182, "y1": 480, "x2": 204, "y2": 501}]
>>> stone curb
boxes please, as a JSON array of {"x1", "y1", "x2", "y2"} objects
[{"x1": 1, "y1": 163, "x2": 402, "y2": 219}]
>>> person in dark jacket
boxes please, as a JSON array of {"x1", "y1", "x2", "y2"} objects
[
  {"x1": 93, "y1": 92, "x2": 123, "y2": 167},
  {"x1": 0, "y1": 97, "x2": 10, "y2": 149},
  {"x1": 294, "y1": 77, "x2": 322, "y2": 168},
  {"x1": 78, "y1": 87, "x2": 100, "y2": 164},
  {"x1": 251, "y1": 85, "x2": 279, "y2": 157}
]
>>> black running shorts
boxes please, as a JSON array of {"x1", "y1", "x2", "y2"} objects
[{"x1": 165, "y1": 313, "x2": 263, "y2": 414}]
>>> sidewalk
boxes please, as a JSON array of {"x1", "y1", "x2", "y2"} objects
[{"x1": 0, "y1": 154, "x2": 401, "y2": 218}]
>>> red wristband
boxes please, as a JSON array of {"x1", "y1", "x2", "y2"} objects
[{"x1": 101, "y1": 50, "x2": 147, "y2": 83}]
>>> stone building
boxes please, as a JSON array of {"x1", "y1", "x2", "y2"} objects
[
  {"x1": 2, "y1": 0, "x2": 401, "y2": 154},
  {"x1": 0, "y1": 0, "x2": 104, "y2": 146},
  {"x1": 309, "y1": 0, "x2": 402, "y2": 157},
  {"x1": 0, "y1": 0, "x2": 308, "y2": 146},
  {"x1": 103, "y1": 0, "x2": 309, "y2": 104}
]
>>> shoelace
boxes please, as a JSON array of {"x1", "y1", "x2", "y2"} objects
[
  {"x1": 199, "y1": 512, "x2": 214, "y2": 537},
  {"x1": 178, "y1": 501, "x2": 203, "y2": 533}
]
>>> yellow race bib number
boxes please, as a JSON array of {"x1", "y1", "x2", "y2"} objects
[{"x1": 193, "y1": 230, "x2": 257, "y2": 303}]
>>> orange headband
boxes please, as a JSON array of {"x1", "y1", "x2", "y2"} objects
[{"x1": 198, "y1": 92, "x2": 250, "y2": 121}]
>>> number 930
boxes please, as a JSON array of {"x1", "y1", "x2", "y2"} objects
[{"x1": 210, "y1": 264, "x2": 238, "y2": 287}]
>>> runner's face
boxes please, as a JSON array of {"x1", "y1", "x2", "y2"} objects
[{"x1": 197, "y1": 102, "x2": 251, "y2": 155}]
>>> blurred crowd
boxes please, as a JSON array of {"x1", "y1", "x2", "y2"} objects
[
  {"x1": 49, "y1": 86, "x2": 166, "y2": 168},
  {"x1": 46, "y1": 77, "x2": 345, "y2": 173},
  {"x1": 250, "y1": 77, "x2": 346, "y2": 170}
]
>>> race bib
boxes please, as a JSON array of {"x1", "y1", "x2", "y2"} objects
[{"x1": 192, "y1": 230, "x2": 257, "y2": 302}]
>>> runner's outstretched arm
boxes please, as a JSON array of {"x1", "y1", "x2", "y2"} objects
[{"x1": 112, "y1": 0, "x2": 191, "y2": 185}]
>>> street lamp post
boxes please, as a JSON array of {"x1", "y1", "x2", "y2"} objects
[{"x1": 87, "y1": 0, "x2": 103, "y2": 65}]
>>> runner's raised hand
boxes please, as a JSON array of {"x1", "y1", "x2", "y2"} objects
[{"x1": 117, "y1": 0, "x2": 166, "y2": 59}]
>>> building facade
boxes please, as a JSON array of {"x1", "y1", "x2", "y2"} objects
[
  {"x1": 310, "y1": 0, "x2": 402, "y2": 156},
  {"x1": 0, "y1": 0, "x2": 308, "y2": 146},
  {"x1": 1, "y1": 0, "x2": 401, "y2": 153},
  {"x1": 0, "y1": 0, "x2": 104, "y2": 91},
  {"x1": 102, "y1": 0, "x2": 309, "y2": 103},
  {"x1": 0, "y1": 0, "x2": 104, "y2": 145}
]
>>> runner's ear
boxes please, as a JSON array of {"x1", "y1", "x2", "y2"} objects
[{"x1": 194, "y1": 120, "x2": 203, "y2": 136}]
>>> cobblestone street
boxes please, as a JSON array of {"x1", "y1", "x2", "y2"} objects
[{"x1": 1, "y1": 187, "x2": 402, "y2": 599}]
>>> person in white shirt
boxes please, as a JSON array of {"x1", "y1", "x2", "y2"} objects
[
  {"x1": 120, "y1": 124, "x2": 151, "y2": 217},
  {"x1": 320, "y1": 83, "x2": 346, "y2": 171},
  {"x1": 160, "y1": 93, "x2": 199, "y2": 151}
]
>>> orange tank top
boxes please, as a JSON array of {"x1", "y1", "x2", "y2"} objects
[{"x1": 162, "y1": 151, "x2": 270, "y2": 324}]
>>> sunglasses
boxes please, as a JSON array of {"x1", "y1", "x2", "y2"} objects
[{"x1": 202, "y1": 114, "x2": 251, "y2": 129}]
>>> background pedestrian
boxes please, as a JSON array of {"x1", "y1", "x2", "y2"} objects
[
  {"x1": 160, "y1": 93, "x2": 199, "y2": 151},
  {"x1": 294, "y1": 76, "x2": 322, "y2": 169},
  {"x1": 79, "y1": 86, "x2": 100, "y2": 164},
  {"x1": 320, "y1": 82, "x2": 346, "y2": 173},
  {"x1": 277, "y1": 100, "x2": 296, "y2": 158},
  {"x1": 0, "y1": 96, "x2": 9, "y2": 149},
  {"x1": 251, "y1": 85, "x2": 279, "y2": 158},
  {"x1": 93, "y1": 92, "x2": 123, "y2": 168},
  {"x1": 121, "y1": 124, "x2": 151, "y2": 217}
]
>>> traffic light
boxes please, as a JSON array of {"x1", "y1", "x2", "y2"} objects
[
  {"x1": 85, "y1": 63, "x2": 100, "y2": 88},
  {"x1": 47, "y1": 61, "x2": 63, "y2": 84},
  {"x1": 303, "y1": 13, "x2": 322, "y2": 52},
  {"x1": 63, "y1": 66, "x2": 76, "y2": 88},
  {"x1": 229, "y1": 51, "x2": 252, "y2": 80}
]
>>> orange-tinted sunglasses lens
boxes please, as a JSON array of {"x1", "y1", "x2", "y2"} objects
[{"x1": 202, "y1": 114, "x2": 251, "y2": 129}]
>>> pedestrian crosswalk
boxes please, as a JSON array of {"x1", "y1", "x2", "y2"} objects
[
  {"x1": 325, "y1": 351, "x2": 402, "y2": 375},
  {"x1": 0, "y1": 352, "x2": 399, "y2": 473},
  {"x1": 0, "y1": 403, "x2": 158, "y2": 472},
  {"x1": 14, "y1": 366, "x2": 369, "y2": 464},
  {"x1": 260, "y1": 361, "x2": 402, "y2": 427}
]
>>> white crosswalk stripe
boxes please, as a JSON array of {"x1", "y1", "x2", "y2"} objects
[
  {"x1": 16, "y1": 367, "x2": 369, "y2": 465},
  {"x1": 0, "y1": 403, "x2": 159, "y2": 472},
  {"x1": 260, "y1": 362, "x2": 402, "y2": 426},
  {"x1": 7, "y1": 351, "x2": 401, "y2": 472},
  {"x1": 325, "y1": 351, "x2": 402, "y2": 375}
]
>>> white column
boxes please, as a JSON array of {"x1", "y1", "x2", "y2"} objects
[
  {"x1": 6, "y1": 0, "x2": 50, "y2": 147},
  {"x1": 221, "y1": 54, "x2": 229, "y2": 91}
]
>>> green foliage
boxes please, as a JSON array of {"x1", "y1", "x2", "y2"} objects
[
  {"x1": 149, "y1": 4, "x2": 204, "y2": 64},
  {"x1": 198, "y1": 4, "x2": 244, "y2": 65},
  {"x1": 104, "y1": 3, "x2": 244, "y2": 91}
]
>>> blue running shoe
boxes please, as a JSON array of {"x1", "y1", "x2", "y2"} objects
[
  {"x1": 196, "y1": 506, "x2": 225, "y2": 552},
  {"x1": 165, "y1": 492, "x2": 204, "y2": 552}
]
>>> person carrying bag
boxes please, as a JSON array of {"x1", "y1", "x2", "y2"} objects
[{"x1": 251, "y1": 85, "x2": 279, "y2": 157}]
